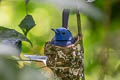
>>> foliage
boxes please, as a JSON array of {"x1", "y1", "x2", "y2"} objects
[
  {"x1": 0, "y1": 26, "x2": 32, "y2": 46},
  {"x1": 19, "y1": 14, "x2": 36, "y2": 36},
  {"x1": 0, "y1": 0, "x2": 120, "y2": 80}
]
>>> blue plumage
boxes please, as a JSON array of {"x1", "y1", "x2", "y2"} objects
[
  {"x1": 51, "y1": 27, "x2": 75, "y2": 47},
  {"x1": 51, "y1": 9, "x2": 75, "y2": 46}
]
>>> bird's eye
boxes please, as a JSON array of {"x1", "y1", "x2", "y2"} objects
[
  {"x1": 62, "y1": 32, "x2": 66, "y2": 35},
  {"x1": 15, "y1": 40, "x2": 21, "y2": 45}
]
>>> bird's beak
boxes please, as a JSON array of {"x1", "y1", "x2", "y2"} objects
[{"x1": 51, "y1": 28, "x2": 57, "y2": 33}]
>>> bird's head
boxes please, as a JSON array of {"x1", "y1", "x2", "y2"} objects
[
  {"x1": 51, "y1": 27, "x2": 74, "y2": 41},
  {"x1": 2, "y1": 39, "x2": 22, "y2": 50}
]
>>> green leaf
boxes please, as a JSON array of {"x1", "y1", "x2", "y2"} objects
[
  {"x1": 0, "y1": 26, "x2": 32, "y2": 46},
  {"x1": 19, "y1": 14, "x2": 36, "y2": 36}
]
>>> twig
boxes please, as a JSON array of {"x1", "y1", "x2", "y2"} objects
[
  {"x1": 76, "y1": 11, "x2": 85, "y2": 80},
  {"x1": 25, "y1": 0, "x2": 29, "y2": 15}
]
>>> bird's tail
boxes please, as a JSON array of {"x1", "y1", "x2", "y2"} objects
[{"x1": 62, "y1": 9, "x2": 70, "y2": 29}]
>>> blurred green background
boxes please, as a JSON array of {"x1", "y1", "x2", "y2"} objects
[{"x1": 0, "y1": 0, "x2": 120, "y2": 80}]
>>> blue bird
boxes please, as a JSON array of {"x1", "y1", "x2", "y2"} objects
[
  {"x1": 51, "y1": 9, "x2": 75, "y2": 47},
  {"x1": 51, "y1": 27, "x2": 75, "y2": 46}
]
